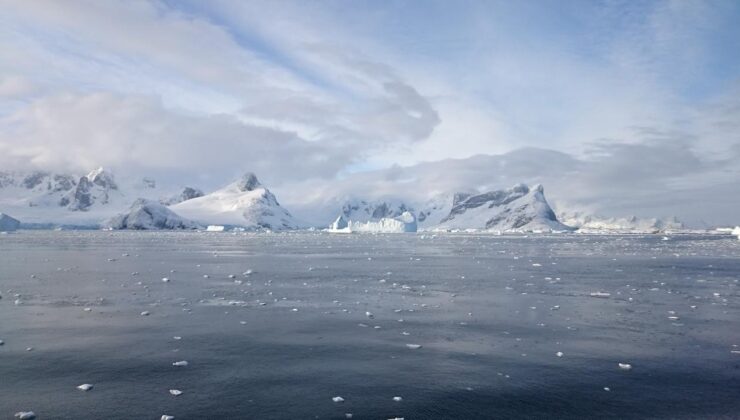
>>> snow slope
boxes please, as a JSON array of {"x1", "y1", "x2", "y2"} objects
[
  {"x1": 172, "y1": 173, "x2": 301, "y2": 230},
  {"x1": 105, "y1": 199, "x2": 200, "y2": 230}
]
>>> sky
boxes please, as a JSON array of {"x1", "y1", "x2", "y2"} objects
[{"x1": 0, "y1": 0, "x2": 739, "y2": 226}]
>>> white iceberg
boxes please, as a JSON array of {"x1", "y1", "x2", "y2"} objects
[{"x1": 335, "y1": 211, "x2": 417, "y2": 233}]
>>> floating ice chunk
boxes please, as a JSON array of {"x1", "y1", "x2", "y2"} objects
[
  {"x1": 14, "y1": 412, "x2": 36, "y2": 420},
  {"x1": 332, "y1": 396, "x2": 344, "y2": 402},
  {"x1": 604, "y1": 387, "x2": 611, "y2": 392},
  {"x1": 162, "y1": 277, "x2": 170, "y2": 283},
  {"x1": 161, "y1": 416, "x2": 175, "y2": 420},
  {"x1": 556, "y1": 352, "x2": 564, "y2": 357},
  {"x1": 172, "y1": 360, "x2": 189, "y2": 367},
  {"x1": 589, "y1": 292, "x2": 611, "y2": 298},
  {"x1": 77, "y1": 383, "x2": 93, "y2": 391},
  {"x1": 406, "y1": 344, "x2": 422, "y2": 350},
  {"x1": 392, "y1": 396, "x2": 403, "y2": 402},
  {"x1": 365, "y1": 311, "x2": 374, "y2": 319},
  {"x1": 618, "y1": 363, "x2": 632, "y2": 370},
  {"x1": 206, "y1": 225, "x2": 225, "y2": 232},
  {"x1": 388, "y1": 417, "x2": 405, "y2": 420},
  {"x1": 169, "y1": 389, "x2": 183, "y2": 396},
  {"x1": 173, "y1": 336, "x2": 182, "y2": 340},
  {"x1": 140, "y1": 311, "x2": 150, "y2": 316}
]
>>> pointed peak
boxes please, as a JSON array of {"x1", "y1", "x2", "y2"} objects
[
  {"x1": 236, "y1": 172, "x2": 262, "y2": 192},
  {"x1": 85, "y1": 166, "x2": 117, "y2": 190}
]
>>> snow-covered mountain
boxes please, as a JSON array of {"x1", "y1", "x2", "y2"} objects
[
  {"x1": 0, "y1": 168, "x2": 203, "y2": 227},
  {"x1": 433, "y1": 184, "x2": 571, "y2": 232},
  {"x1": 172, "y1": 173, "x2": 302, "y2": 230},
  {"x1": 105, "y1": 199, "x2": 200, "y2": 230},
  {"x1": 559, "y1": 212, "x2": 684, "y2": 233},
  {"x1": 161, "y1": 187, "x2": 204, "y2": 205}
]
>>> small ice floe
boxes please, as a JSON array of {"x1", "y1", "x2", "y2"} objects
[
  {"x1": 161, "y1": 416, "x2": 175, "y2": 420},
  {"x1": 392, "y1": 396, "x2": 403, "y2": 402},
  {"x1": 26, "y1": 347, "x2": 33, "y2": 352},
  {"x1": 556, "y1": 352, "x2": 564, "y2": 357},
  {"x1": 228, "y1": 274, "x2": 236, "y2": 279},
  {"x1": 618, "y1": 363, "x2": 632, "y2": 370},
  {"x1": 345, "y1": 414, "x2": 353, "y2": 419},
  {"x1": 172, "y1": 360, "x2": 188, "y2": 367},
  {"x1": 589, "y1": 292, "x2": 611, "y2": 298},
  {"x1": 173, "y1": 336, "x2": 182, "y2": 340},
  {"x1": 83, "y1": 307, "x2": 92, "y2": 312},
  {"x1": 140, "y1": 311, "x2": 150, "y2": 316},
  {"x1": 406, "y1": 344, "x2": 422, "y2": 350},
  {"x1": 0, "y1": 339, "x2": 4, "y2": 345},
  {"x1": 388, "y1": 417, "x2": 405, "y2": 420},
  {"x1": 604, "y1": 387, "x2": 611, "y2": 392},
  {"x1": 203, "y1": 274, "x2": 209, "y2": 279},
  {"x1": 169, "y1": 389, "x2": 183, "y2": 396},
  {"x1": 162, "y1": 277, "x2": 170, "y2": 283},
  {"x1": 14, "y1": 412, "x2": 36, "y2": 420},
  {"x1": 365, "y1": 311, "x2": 374, "y2": 319},
  {"x1": 332, "y1": 396, "x2": 344, "y2": 402},
  {"x1": 77, "y1": 383, "x2": 93, "y2": 391}
]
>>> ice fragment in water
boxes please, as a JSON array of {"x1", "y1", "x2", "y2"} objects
[
  {"x1": 169, "y1": 389, "x2": 183, "y2": 396},
  {"x1": 172, "y1": 360, "x2": 188, "y2": 367},
  {"x1": 14, "y1": 412, "x2": 36, "y2": 420},
  {"x1": 77, "y1": 383, "x2": 93, "y2": 391},
  {"x1": 618, "y1": 363, "x2": 632, "y2": 370},
  {"x1": 406, "y1": 344, "x2": 422, "y2": 349},
  {"x1": 393, "y1": 396, "x2": 403, "y2": 401},
  {"x1": 332, "y1": 396, "x2": 344, "y2": 402}
]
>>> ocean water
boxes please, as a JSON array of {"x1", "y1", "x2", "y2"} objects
[{"x1": 0, "y1": 231, "x2": 738, "y2": 419}]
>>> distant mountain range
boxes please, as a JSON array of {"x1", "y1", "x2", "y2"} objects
[{"x1": 0, "y1": 167, "x2": 690, "y2": 233}]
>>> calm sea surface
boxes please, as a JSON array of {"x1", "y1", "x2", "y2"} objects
[{"x1": 0, "y1": 231, "x2": 738, "y2": 419}]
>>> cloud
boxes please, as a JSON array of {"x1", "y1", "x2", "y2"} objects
[{"x1": 0, "y1": 93, "x2": 355, "y2": 187}]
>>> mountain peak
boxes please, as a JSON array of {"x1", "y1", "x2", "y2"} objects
[
  {"x1": 236, "y1": 172, "x2": 261, "y2": 192},
  {"x1": 86, "y1": 166, "x2": 117, "y2": 190}
]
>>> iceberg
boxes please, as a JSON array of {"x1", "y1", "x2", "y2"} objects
[
  {"x1": 104, "y1": 199, "x2": 200, "y2": 230},
  {"x1": 0, "y1": 212, "x2": 20, "y2": 232},
  {"x1": 733, "y1": 226, "x2": 740, "y2": 240},
  {"x1": 332, "y1": 211, "x2": 417, "y2": 233}
]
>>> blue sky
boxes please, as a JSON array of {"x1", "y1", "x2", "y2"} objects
[{"x1": 0, "y1": 0, "x2": 739, "y2": 224}]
